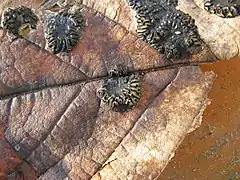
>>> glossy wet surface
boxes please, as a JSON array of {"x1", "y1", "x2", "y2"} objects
[{"x1": 159, "y1": 57, "x2": 240, "y2": 180}]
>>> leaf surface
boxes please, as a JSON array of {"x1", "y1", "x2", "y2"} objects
[
  {"x1": 0, "y1": 0, "x2": 217, "y2": 179},
  {"x1": 65, "y1": 0, "x2": 240, "y2": 60}
]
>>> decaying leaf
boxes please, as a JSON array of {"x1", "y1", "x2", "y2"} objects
[
  {"x1": 0, "y1": 0, "x2": 222, "y2": 179},
  {"x1": 178, "y1": 0, "x2": 240, "y2": 60},
  {"x1": 70, "y1": 0, "x2": 240, "y2": 60}
]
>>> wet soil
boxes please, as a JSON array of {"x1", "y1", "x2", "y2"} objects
[{"x1": 159, "y1": 57, "x2": 240, "y2": 180}]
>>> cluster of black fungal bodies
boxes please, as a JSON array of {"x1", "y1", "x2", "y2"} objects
[
  {"x1": 1, "y1": 1, "x2": 211, "y2": 112},
  {"x1": 0, "y1": 5, "x2": 142, "y2": 112},
  {"x1": 2, "y1": 1, "x2": 238, "y2": 112},
  {"x1": 128, "y1": 0, "x2": 203, "y2": 59},
  {"x1": 1, "y1": 1, "x2": 239, "y2": 113},
  {"x1": 0, "y1": 5, "x2": 85, "y2": 54},
  {"x1": 204, "y1": 0, "x2": 240, "y2": 18}
]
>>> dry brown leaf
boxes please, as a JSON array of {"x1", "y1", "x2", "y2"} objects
[
  {"x1": 178, "y1": 0, "x2": 240, "y2": 60},
  {"x1": 0, "y1": 0, "x2": 218, "y2": 179},
  {"x1": 72, "y1": 0, "x2": 240, "y2": 60}
]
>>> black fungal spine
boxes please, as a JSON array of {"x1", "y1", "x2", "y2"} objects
[
  {"x1": 44, "y1": 9, "x2": 85, "y2": 54},
  {"x1": 97, "y1": 66, "x2": 142, "y2": 112},
  {"x1": 1, "y1": 5, "x2": 39, "y2": 38}
]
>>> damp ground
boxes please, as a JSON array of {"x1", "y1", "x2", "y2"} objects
[{"x1": 159, "y1": 56, "x2": 240, "y2": 180}]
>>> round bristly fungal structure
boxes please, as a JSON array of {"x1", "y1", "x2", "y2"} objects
[
  {"x1": 97, "y1": 67, "x2": 142, "y2": 112},
  {"x1": 44, "y1": 10, "x2": 85, "y2": 54},
  {"x1": 128, "y1": 0, "x2": 202, "y2": 59},
  {"x1": 204, "y1": 0, "x2": 240, "y2": 18},
  {"x1": 1, "y1": 5, "x2": 39, "y2": 38}
]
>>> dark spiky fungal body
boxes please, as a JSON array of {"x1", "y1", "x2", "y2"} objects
[
  {"x1": 128, "y1": 0, "x2": 202, "y2": 59},
  {"x1": 1, "y1": 6, "x2": 39, "y2": 38},
  {"x1": 204, "y1": 0, "x2": 240, "y2": 18},
  {"x1": 44, "y1": 10, "x2": 85, "y2": 54},
  {"x1": 97, "y1": 66, "x2": 142, "y2": 112}
]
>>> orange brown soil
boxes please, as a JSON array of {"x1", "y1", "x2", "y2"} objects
[{"x1": 159, "y1": 56, "x2": 240, "y2": 180}]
